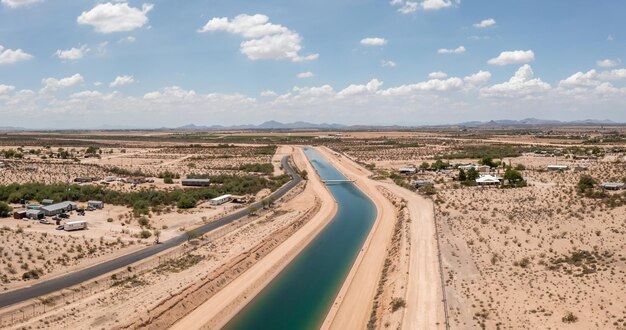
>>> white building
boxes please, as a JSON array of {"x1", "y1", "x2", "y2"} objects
[
  {"x1": 476, "y1": 175, "x2": 501, "y2": 186},
  {"x1": 209, "y1": 194, "x2": 232, "y2": 206},
  {"x1": 458, "y1": 164, "x2": 478, "y2": 171},
  {"x1": 547, "y1": 165, "x2": 569, "y2": 171}
]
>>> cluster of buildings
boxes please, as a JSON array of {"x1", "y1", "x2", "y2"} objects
[{"x1": 13, "y1": 200, "x2": 104, "y2": 221}]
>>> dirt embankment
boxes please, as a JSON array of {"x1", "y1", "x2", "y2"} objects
[{"x1": 122, "y1": 199, "x2": 322, "y2": 329}]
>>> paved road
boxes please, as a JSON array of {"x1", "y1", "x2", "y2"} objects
[{"x1": 0, "y1": 156, "x2": 302, "y2": 309}]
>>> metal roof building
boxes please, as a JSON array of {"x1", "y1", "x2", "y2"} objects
[
  {"x1": 41, "y1": 201, "x2": 77, "y2": 216},
  {"x1": 602, "y1": 182, "x2": 625, "y2": 190},
  {"x1": 181, "y1": 178, "x2": 211, "y2": 187}
]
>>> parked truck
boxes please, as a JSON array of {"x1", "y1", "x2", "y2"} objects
[{"x1": 64, "y1": 221, "x2": 87, "y2": 231}]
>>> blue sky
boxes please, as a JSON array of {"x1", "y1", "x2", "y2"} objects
[{"x1": 1, "y1": 0, "x2": 625, "y2": 128}]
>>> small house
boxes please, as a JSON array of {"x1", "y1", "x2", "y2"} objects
[
  {"x1": 41, "y1": 201, "x2": 77, "y2": 216},
  {"x1": 182, "y1": 178, "x2": 211, "y2": 187},
  {"x1": 209, "y1": 194, "x2": 232, "y2": 206},
  {"x1": 602, "y1": 182, "x2": 625, "y2": 190},
  {"x1": 13, "y1": 210, "x2": 26, "y2": 219},
  {"x1": 476, "y1": 175, "x2": 501, "y2": 186},
  {"x1": 26, "y1": 209, "x2": 44, "y2": 220},
  {"x1": 41, "y1": 199, "x2": 54, "y2": 206},
  {"x1": 87, "y1": 200, "x2": 104, "y2": 209},
  {"x1": 573, "y1": 166, "x2": 588, "y2": 172}
]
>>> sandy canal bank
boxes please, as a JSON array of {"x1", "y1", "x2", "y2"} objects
[
  {"x1": 171, "y1": 146, "x2": 337, "y2": 329},
  {"x1": 317, "y1": 146, "x2": 444, "y2": 330}
]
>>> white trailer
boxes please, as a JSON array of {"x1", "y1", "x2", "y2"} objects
[
  {"x1": 209, "y1": 194, "x2": 232, "y2": 206},
  {"x1": 64, "y1": 221, "x2": 87, "y2": 231}
]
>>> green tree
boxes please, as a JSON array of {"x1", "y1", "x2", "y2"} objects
[
  {"x1": 504, "y1": 168, "x2": 525, "y2": 187},
  {"x1": 0, "y1": 202, "x2": 12, "y2": 217},
  {"x1": 177, "y1": 195, "x2": 196, "y2": 209},
  {"x1": 458, "y1": 169, "x2": 467, "y2": 182},
  {"x1": 163, "y1": 176, "x2": 174, "y2": 184},
  {"x1": 577, "y1": 175, "x2": 596, "y2": 193},
  {"x1": 431, "y1": 159, "x2": 448, "y2": 170},
  {"x1": 480, "y1": 157, "x2": 496, "y2": 168},
  {"x1": 420, "y1": 162, "x2": 430, "y2": 170},
  {"x1": 466, "y1": 168, "x2": 479, "y2": 181}
]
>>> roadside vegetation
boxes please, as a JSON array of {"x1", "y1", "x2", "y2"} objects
[{"x1": 0, "y1": 174, "x2": 290, "y2": 214}]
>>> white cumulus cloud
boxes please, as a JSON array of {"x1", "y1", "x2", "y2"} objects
[
  {"x1": 488, "y1": 50, "x2": 535, "y2": 66},
  {"x1": 390, "y1": 0, "x2": 454, "y2": 13},
  {"x1": 338, "y1": 79, "x2": 383, "y2": 97},
  {"x1": 1, "y1": 0, "x2": 41, "y2": 8},
  {"x1": 428, "y1": 71, "x2": 448, "y2": 79},
  {"x1": 55, "y1": 45, "x2": 89, "y2": 60},
  {"x1": 0, "y1": 84, "x2": 16, "y2": 94},
  {"x1": 596, "y1": 59, "x2": 620, "y2": 68},
  {"x1": 473, "y1": 18, "x2": 496, "y2": 28},
  {"x1": 198, "y1": 14, "x2": 317, "y2": 62},
  {"x1": 481, "y1": 65, "x2": 550, "y2": 97},
  {"x1": 382, "y1": 60, "x2": 397, "y2": 68},
  {"x1": 110, "y1": 75, "x2": 134, "y2": 87},
  {"x1": 360, "y1": 37, "x2": 387, "y2": 46},
  {"x1": 559, "y1": 70, "x2": 600, "y2": 87},
  {"x1": 464, "y1": 70, "x2": 492, "y2": 85},
  {"x1": 381, "y1": 77, "x2": 463, "y2": 96},
  {"x1": 0, "y1": 45, "x2": 33, "y2": 64},
  {"x1": 41, "y1": 73, "x2": 84, "y2": 93},
  {"x1": 297, "y1": 72, "x2": 314, "y2": 79},
  {"x1": 437, "y1": 46, "x2": 465, "y2": 54},
  {"x1": 597, "y1": 69, "x2": 626, "y2": 80},
  {"x1": 77, "y1": 2, "x2": 153, "y2": 33}
]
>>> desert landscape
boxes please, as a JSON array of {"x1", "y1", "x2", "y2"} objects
[
  {"x1": 0, "y1": 125, "x2": 622, "y2": 330},
  {"x1": 4, "y1": 1, "x2": 626, "y2": 328}
]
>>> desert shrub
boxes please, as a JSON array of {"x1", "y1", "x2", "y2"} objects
[
  {"x1": 577, "y1": 175, "x2": 596, "y2": 193},
  {"x1": 390, "y1": 298, "x2": 406, "y2": 312},
  {"x1": 139, "y1": 230, "x2": 152, "y2": 239},
  {"x1": 562, "y1": 311, "x2": 578, "y2": 323},
  {"x1": 0, "y1": 202, "x2": 12, "y2": 217}
]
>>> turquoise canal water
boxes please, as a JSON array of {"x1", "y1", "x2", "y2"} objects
[{"x1": 224, "y1": 148, "x2": 377, "y2": 330}]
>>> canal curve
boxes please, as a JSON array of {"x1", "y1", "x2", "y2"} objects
[{"x1": 224, "y1": 147, "x2": 377, "y2": 330}]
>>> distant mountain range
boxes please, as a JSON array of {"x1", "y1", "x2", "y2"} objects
[
  {"x1": 0, "y1": 118, "x2": 622, "y2": 131},
  {"x1": 176, "y1": 121, "x2": 348, "y2": 130},
  {"x1": 0, "y1": 126, "x2": 26, "y2": 131},
  {"x1": 176, "y1": 118, "x2": 620, "y2": 130},
  {"x1": 457, "y1": 118, "x2": 617, "y2": 128}
]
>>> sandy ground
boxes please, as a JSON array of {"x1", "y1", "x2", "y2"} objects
[
  {"x1": 381, "y1": 183, "x2": 445, "y2": 330},
  {"x1": 170, "y1": 146, "x2": 337, "y2": 329}
]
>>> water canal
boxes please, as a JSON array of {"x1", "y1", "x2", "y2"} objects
[{"x1": 224, "y1": 147, "x2": 377, "y2": 330}]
